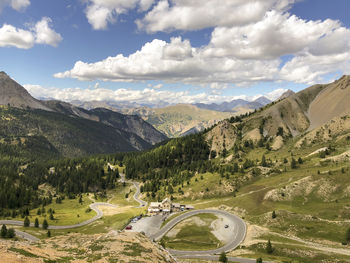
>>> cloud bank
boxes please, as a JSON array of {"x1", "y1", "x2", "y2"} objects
[
  {"x1": 55, "y1": 9, "x2": 350, "y2": 85},
  {"x1": 24, "y1": 84, "x2": 287, "y2": 106}
]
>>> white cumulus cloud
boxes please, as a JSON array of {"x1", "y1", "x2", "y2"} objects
[
  {"x1": 0, "y1": 0, "x2": 30, "y2": 13},
  {"x1": 0, "y1": 24, "x2": 35, "y2": 49},
  {"x1": 33, "y1": 17, "x2": 62, "y2": 47},
  {"x1": 136, "y1": 0, "x2": 297, "y2": 33},
  {"x1": 55, "y1": 7, "x2": 350, "y2": 85},
  {"x1": 54, "y1": 36, "x2": 281, "y2": 84},
  {"x1": 0, "y1": 17, "x2": 62, "y2": 49},
  {"x1": 84, "y1": 0, "x2": 155, "y2": 30}
]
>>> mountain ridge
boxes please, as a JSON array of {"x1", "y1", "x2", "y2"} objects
[
  {"x1": 0, "y1": 72, "x2": 51, "y2": 111},
  {"x1": 0, "y1": 72, "x2": 167, "y2": 157}
]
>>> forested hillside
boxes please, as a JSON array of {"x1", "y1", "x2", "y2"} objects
[
  {"x1": 0, "y1": 154, "x2": 120, "y2": 216},
  {"x1": 0, "y1": 106, "x2": 151, "y2": 158}
]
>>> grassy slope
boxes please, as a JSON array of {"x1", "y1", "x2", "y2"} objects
[
  {"x1": 160, "y1": 136, "x2": 350, "y2": 262},
  {"x1": 162, "y1": 213, "x2": 222, "y2": 251}
]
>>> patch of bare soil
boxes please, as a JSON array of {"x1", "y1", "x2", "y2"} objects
[
  {"x1": 243, "y1": 128, "x2": 262, "y2": 142},
  {"x1": 264, "y1": 175, "x2": 341, "y2": 202},
  {"x1": 241, "y1": 224, "x2": 269, "y2": 246},
  {"x1": 264, "y1": 176, "x2": 316, "y2": 202},
  {"x1": 306, "y1": 147, "x2": 328, "y2": 157},
  {"x1": 296, "y1": 115, "x2": 350, "y2": 147},
  {"x1": 210, "y1": 214, "x2": 234, "y2": 244},
  {"x1": 97, "y1": 205, "x2": 132, "y2": 216},
  {"x1": 322, "y1": 149, "x2": 350, "y2": 163},
  {"x1": 271, "y1": 135, "x2": 284, "y2": 150},
  {"x1": 206, "y1": 120, "x2": 237, "y2": 154}
]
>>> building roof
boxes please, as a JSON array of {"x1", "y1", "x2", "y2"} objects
[
  {"x1": 149, "y1": 202, "x2": 161, "y2": 207},
  {"x1": 148, "y1": 208, "x2": 160, "y2": 212},
  {"x1": 162, "y1": 198, "x2": 171, "y2": 204}
]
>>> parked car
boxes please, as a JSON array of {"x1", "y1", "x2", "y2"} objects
[
  {"x1": 224, "y1": 225, "x2": 229, "y2": 228},
  {"x1": 125, "y1": 225, "x2": 132, "y2": 230}
]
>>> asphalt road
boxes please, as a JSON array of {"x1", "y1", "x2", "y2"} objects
[
  {"x1": 175, "y1": 255, "x2": 270, "y2": 263},
  {"x1": 120, "y1": 173, "x2": 148, "y2": 208},
  {"x1": 0, "y1": 202, "x2": 118, "y2": 241},
  {"x1": 14, "y1": 229, "x2": 40, "y2": 242},
  {"x1": 132, "y1": 181, "x2": 148, "y2": 208},
  {"x1": 150, "y1": 209, "x2": 246, "y2": 255}
]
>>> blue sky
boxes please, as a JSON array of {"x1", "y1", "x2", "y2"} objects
[{"x1": 1, "y1": 0, "x2": 350, "y2": 105}]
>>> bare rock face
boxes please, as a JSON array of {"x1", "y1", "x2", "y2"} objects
[
  {"x1": 278, "y1": 89, "x2": 295, "y2": 100},
  {"x1": 0, "y1": 71, "x2": 50, "y2": 111},
  {"x1": 308, "y1": 75, "x2": 350, "y2": 130}
]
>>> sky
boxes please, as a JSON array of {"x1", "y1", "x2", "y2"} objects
[{"x1": 1, "y1": 0, "x2": 350, "y2": 106}]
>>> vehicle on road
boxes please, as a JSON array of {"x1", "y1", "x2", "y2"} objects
[
  {"x1": 224, "y1": 224, "x2": 229, "y2": 228},
  {"x1": 125, "y1": 225, "x2": 132, "y2": 230}
]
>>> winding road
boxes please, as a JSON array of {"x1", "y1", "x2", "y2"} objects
[
  {"x1": 120, "y1": 173, "x2": 148, "y2": 208},
  {"x1": 150, "y1": 209, "x2": 246, "y2": 255},
  {"x1": 0, "y1": 176, "x2": 254, "y2": 262},
  {"x1": 0, "y1": 202, "x2": 118, "y2": 241},
  {"x1": 132, "y1": 181, "x2": 148, "y2": 207},
  {"x1": 0, "y1": 175, "x2": 144, "y2": 242}
]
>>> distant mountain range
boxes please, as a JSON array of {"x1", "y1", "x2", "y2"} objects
[
  {"x1": 0, "y1": 72, "x2": 167, "y2": 158},
  {"x1": 118, "y1": 104, "x2": 235, "y2": 137},
  {"x1": 71, "y1": 96, "x2": 272, "y2": 138},
  {"x1": 194, "y1": 96, "x2": 271, "y2": 112}
]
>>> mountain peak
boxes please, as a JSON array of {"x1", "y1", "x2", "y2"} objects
[
  {"x1": 0, "y1": 72, "x2": 51, "y2": 111},
  {"x1": 335, "y1": 75, "x2": 350, "y2": 89},
  {"x1": 278, "y1": 89, "x2": 295, "y2": 100},
  {"x1": 254, "y1": 96, "x2": 271, "y2": 105}
]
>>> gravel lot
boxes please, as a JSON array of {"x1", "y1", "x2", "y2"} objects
[{"x1": 129, "y1": 214, "x2": 167, "y2": 237}]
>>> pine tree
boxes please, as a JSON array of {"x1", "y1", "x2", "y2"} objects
[
  {"x1": 272, "y1": 210, "x2": 276, "y2": 219},
  {"x1": 256, "y1": 258, "x2": 263, "y2": 263},
  {"x1": 266, "y1": 239, "x2": 273, "y2": 254},
  {"x1": 168, "y1": 185, "x2": 174, "y2": 194},
  {"x1": 34, "y1": 218, "x2": 39, "y2": 228},
  {"x1": 291, "y1": 158, "x2": 297, "y2": 169},
  {"x1": 6, "y1": 228, "x2": 15, "y2": 238},
  {"x1": 1, "y1": 225, "x2": 7, "y2": 238},
  {"x1": 49, "y1": 212, "x2": 54, "y2": 220},
  {"x1": 346, "y1": 227, "x2": 350, "y2": 243},
  {"x1": 219, "y1": 252, "x2": 228, "y2": 263},
  {"x1": 42, "y1": 219, "x2": 49, "y2": 230},
  {"x1": 24, "y1": 216, "x2": 30, "y2": 227},
  {"x1": 261, "y1": 155, "x2": 267, "y2": 167},
  {"x1": 47, "y1": 230, "x2": 51, "y2": 237}
]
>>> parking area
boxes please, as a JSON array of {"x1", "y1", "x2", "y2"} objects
[{"x1": 126, "y1": 214, "x2": 167, "y2": 237}]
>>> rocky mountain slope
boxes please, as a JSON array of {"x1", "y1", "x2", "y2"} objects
[
  {"x1": 0, "y1": 72, "x2": 50, "y2": 111},
  {"x1": 42, "y1": 100, "x2": 167, "y2": 145},
  {"x1": 206, "y1": 75, "x2": 350, "y2": 153},
  {"x1": 278, "y1": 89, "x2": 295, "y2": 100},
  {"x1": 0, "y1": 232, "x2": 175, "y2": 263},
  {"x1": 0, "y1": 72, "x2": 167, "y2": 158},
  {"x1": 308, "y1": 75, "x2": 350, "y2": 130}
]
